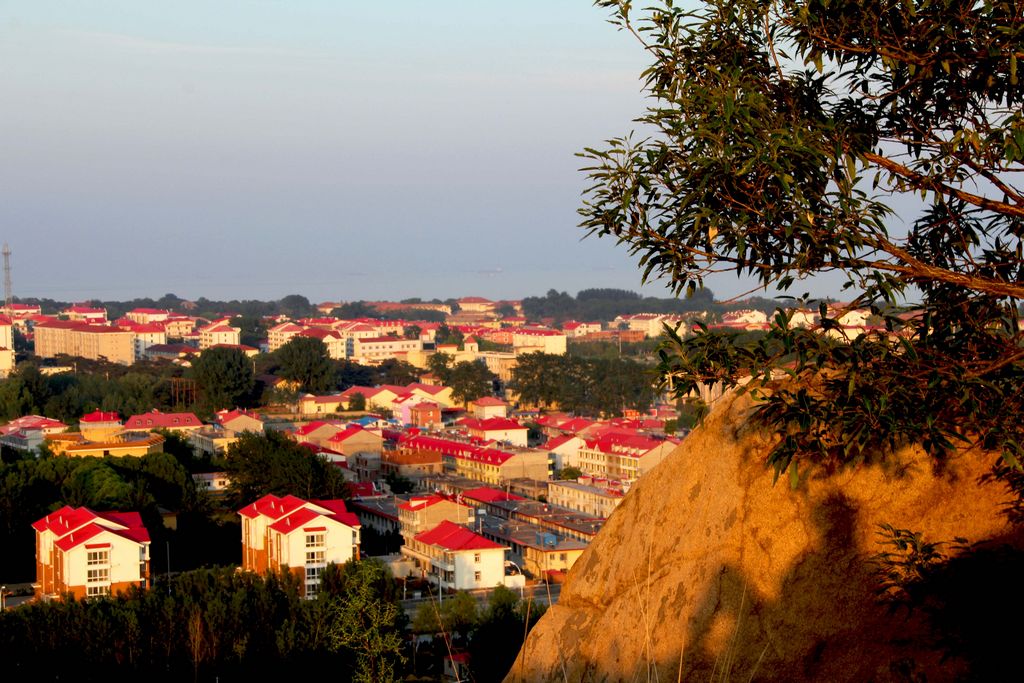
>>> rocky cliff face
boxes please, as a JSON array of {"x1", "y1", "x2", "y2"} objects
[{"x1": 508, "y1": 392, "x2": 1023, "y2": 682}]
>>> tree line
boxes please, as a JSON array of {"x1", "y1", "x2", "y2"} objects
[
  {"x1": 520, "y1": 287, "x2": 781, "y2": 324},
  {"x1": 0, "y1": 561, "x2": 405, "y2": 682},
  {"x1": 509, "y1": 352, "x2": 657, "y2": 415}
]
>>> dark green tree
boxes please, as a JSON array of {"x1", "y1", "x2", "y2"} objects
[
  {"x1": 223, "y1": 431, "x2": 348, "y2": 506},
  {"x1": 190, "y1": 347, "x2": 255, "y2": 412},
  {"x1": 275, "y1": 336, "x2": 334, "y2": 393},
  {"x1": 348, "y1": 391, "x2": 367, "y2": 412},
  {"x1": 583, "y1": 0, "x2": 1024, "y2": 476},
  {"x1": 447, "y1": 360, "x2": 496, "y2": 406}
]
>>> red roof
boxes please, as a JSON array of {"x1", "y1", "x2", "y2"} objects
[
  {"x1": 462, "y1": 487, "x2": 525, "y2": 504},
  {"x1": 80, "y1": 410, "x2": 121, "y2": 424},
  {"x1": 33, "y1": 506, "x2": 150, "y2": 550},
  {"x1": 414, "y1": 520, "x2": 504, "y2": 551},
  {"x1": 123, "y1": 410, "x2": 200, "y2": 430},
  {"x1": 267, "y1": 500, "x2": 360, "y2": 533},
  {"x1": 294, "y1": 420, "x2": 341, "y2": 436},
  {"x1": 238, "y1": 493, "x2": 310, "y2": 520},
  {"x1": 459, "y1": 417, "x2": 525, "y2": 432},
  {"x1": 472, "y1": 396, "x2": 506, "y2": 407},
  {"x1": 216, "y1": 408, "x2": 263, "y2": 425}
]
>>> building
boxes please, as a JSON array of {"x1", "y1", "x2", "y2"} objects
[
  {"x1": 547, "y1": 480, "x2": 625, "y2": 518},
  {"x1": 198, "y1": 319, "x2": 241, "y2": 349},
  {"x1": 0, "y1": 415, "x2": 67, "y2": 452},
  {"x1": 61, "y1": 305, "x2": 107, "y2": 323},
  {"x1": 511, "y1": 328, "x2": 568, "y2": 355},
  {"x1": 34, "y1": 320, "x2": 135, "y2": 365},
  {"x1": 351, "y1": 336, "x2": 423, "y2": 365},
  {"x1": 394, "y1": 433, "x2": 549, "y2": 485},
  {"x1": 469, "y1": 397, "x2": 508, "y2": 419},
  {"x1": 0, "y1": 314, "x2": 14, "y2": 378},
  {"x1": 33, "y1": 506, "x2": 151, "y2": 599},
  {"x1": 402, "y1": 520, "x2": 507, "y2": 590},
  {"x1": 123, "y1": 410, "x2": 203, "y2": 433},
  {"x1": 457, "y1": 417, "x2": 529, "y2": 448},
  {"x1": 239, "y1": 494, "x2": 362, "y2": 598},
  {"x1": 576, "y1": 432, "x2": 677, "y2": 483}
]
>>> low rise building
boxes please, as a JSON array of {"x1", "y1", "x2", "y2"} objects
[
  {"x1": 33, "y1": 506, "x2": 150, "y2": 599},
  {"x1": 402, "y1": 520, "x2": 507, "y2": 590},
  {"x1": 239, "y1": 494, "x2": 361, "y2": 598},
  {"x1": 547, "y1": 479, "x2": 625, "y2": 518}
]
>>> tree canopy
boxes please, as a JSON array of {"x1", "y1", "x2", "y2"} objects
[
  {"x1": 190, "y1": 347, "x2": 255, "y2": 413},
  {"x1": 584, "y1": 0, "x2": 1024, "y2": 476},
  {"x1": 274, "y1": 336, "x2": 334, "y2": 393}
]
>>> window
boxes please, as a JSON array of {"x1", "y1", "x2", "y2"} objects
[
  {"x1": 474, "y1": 571, "x2": 482, "y2": 582},
  {"x1": 474, "y1": 553, "x2": 481, "y2": 563},
  {"x1": 305, "y1": 566, "x2": 322, "y2": 582},
  {"x1": 86, "y1": 585, "x2": 110, "y2": 597},
  {"x1": 305, "y1": 533, "x2": 325, "y2": 548},
  {"x1": 87, "y1": 550, "x2": 109, "y2": 566},
  {"x1": 306, "y1": 550, "x2": 325, "y2": 564},
  {"x1": 87, "y1": 568, "x2": 109, "y2": 583}
]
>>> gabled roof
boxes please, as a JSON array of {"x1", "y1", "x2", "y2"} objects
[
  {"x1": 266, "y1": 499, "x2": 360, "y2": 533},
  {"x1": 237, "y1": 493, "x2": 310, "y2": 520},
  {"x1": 459, "y1": 417, "x2": 525, "y2": 432},
  {"x1": 123, "y1": 410, "x2": 201, "y2": 430},
  {"x1": 414, "y1": 520, "x2": 504, "y2": 551},
  {"x1": 294, "y1": 420, "x2": 342, "y2": 436},
  {"x1": 216, "y1": 408, "x2": 263, "y2": 425},
  {"x1": 33, "y1": 506, "x2": 150, "y2": 549},
  {"x1": 471, "y1": 397, "x2": 506, "y2": 407}
]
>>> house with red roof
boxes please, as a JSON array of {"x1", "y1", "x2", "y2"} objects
[
  {"x1": 403, "y1": 520, "x2": 507, "y2": 590},
  {"x1": 577, "y1": 431, "x2": 678, "y2": 482},
  {"x1": 61, "y1": 304, "x2": 107, "y2": 324},
  {"x1": 79, "y1": 410, "x2": 123, "y2": 441},
  {"x1": 457, "y1": 416, "x2": 528, "y2": 447},
  {"x1": 123, "y1": 410, "x2": 202, "y2": 433},
  {"x1": 351, "y1": 335, "x2": 423, "y2": 366},
  {"x1": 293, "y1": 420, "x2": 346, "y2": 448},
  {"x1": 239, "y1": 494, "x2": 361, "y2": 598},
  {"x1": 395, "y1": 433, "x2": 549, "y2": 485},
  {"x1": 0, "y1": 415, "x2": 67, "y2": 452},
  {"x1": 469, "y1": 396, "x2": 508, "y2": 420},
  {"x1": 33, "y1": 505, "x2": 151, "y2": 599},
  {"x1": 198, "y1": 318, "x2": 241, "y2": 349},
  {"x1": 397, "y1": 494, "x2": 475, "y2": 543},
  {"x1": 512, "y1": 328, "x2": 568, "y2": 355}
]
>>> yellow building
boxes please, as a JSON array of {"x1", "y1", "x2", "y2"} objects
[{"x1": 34, "y1": 321, "x2": 135, "y2": 365}]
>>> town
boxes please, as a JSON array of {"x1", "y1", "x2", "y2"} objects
[{"x1": 0, "y1": 289, "x2": 879, "y2": 680}]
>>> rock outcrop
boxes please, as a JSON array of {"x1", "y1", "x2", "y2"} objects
[{"x1": 508, "y1": 392, "x2": 1024, "y2": 681}]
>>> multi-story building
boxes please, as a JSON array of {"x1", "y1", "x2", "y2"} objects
[
  {"x1": 198, "y1": 319, "x2": 241, "y2": 349},
  {"x1": 122, "y1": 410, "x2": 203, "y2": 433},
  {"x1": 125, "y1": 308, "x2": 171, "y2": 325},
  {"x1": 351, "y1": 336, "x2": 423, "y2": 365},
  {"x1": 547, "y1": 479, "x2": 625, "y2": 518},
  {"x1": 511, "y1": 328, "x2": 568, "y2": 355},
  {"x1": 576, "y1": 432, "x2": 677, "y2": 482},
  {"x1": 0, "y1": 415, "x2": 68, "y2": 452},
  {"x1": 34, "y1": 320, "x2": 135, "y2": 365},
  {"x1": 61, "y1": 305, "x2": 108, "y2": 324},
  {"x1": 398, "y1": 494, "x2": 475, "y2": 543},
  {"x1": 239, "y1": 494, "x2": 361, "y2": 598},
  {"x1": 33, "y1": 505, "x2": 150, "y2": 599},
  {"x1": 402, "y1": 520, "x2": 506, "y2": 590},
  {"x1": 267, "y1": 322, "x2": 305, "y2": 352},
  {"x1": 394, "y1": 434, "x2": 549, "y2": 485},
  {"x1": 0, "y1": 313, "x2": 14, "y2": 377}
]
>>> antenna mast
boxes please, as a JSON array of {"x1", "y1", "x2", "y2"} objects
[{"x1": 2, "y1": 243, "x2": 11, "y2": 314}]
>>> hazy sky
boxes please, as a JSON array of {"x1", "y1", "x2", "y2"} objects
[{"x1": 0, "y1": 1, "x2": 842, "y2": 304}]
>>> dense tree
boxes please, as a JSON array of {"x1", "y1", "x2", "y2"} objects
[
  {"x1": 467, "y1": 586, "x2": 546, "y2": 682},
  {"x1": 275, "y1": 336, "x2": 334, "y2": 393},
  {"x1": 190, "y1": 347, "x2": 255, "y2": 412},
  {"x1": 584, "y1": 0, "x2": 1024, "y2": 477},
  {"x1": 426, "y1": 352, "x2": 453, "y2": 382},
  {"x1": 510, "y1": 353, "x2": 656, "y2": 415},
  {"x1": 373, "y1": 359, "x2": 419, "y2": 386},
  {"x1": 447, "y1": 360, "x2": 497, "y2": 406},
  {"x1": 403, "y1": 324, "x2": 422, "y2": 340},
  {"x1": 348, "y1": 392, "x2": 367, "y2": 412},
  {"x1": 434, "y1": 323, "x2": 463, "y2": 347},
  {"x1": 223, "y1": 431, "x2": 348, "y2": 507}
]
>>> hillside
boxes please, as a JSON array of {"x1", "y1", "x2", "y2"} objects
[{"x1": 507, "y1": 391, "x2": 1024, "y2": 681}]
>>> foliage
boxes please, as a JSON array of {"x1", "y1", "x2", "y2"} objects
[
  {"x1": 0, "y1": 565, "x2": 404, "y2": 681},
  {"x1": 383, "y1": 470, "x2": 415, "y2": 494},
  {"x1": 434, "y1": 323, "x2": 464, "y2": 347},
  {"x1": 585, "y1": 0, "x2": 1024, "y2": 476},
  {"x1": 555, "y1": 466, "x2": 584, "y2": 480},
  {"x1": 274, "y1": 336, "x2": 334, "y2": 393},
  {"x1": 323, "y1": 560, "x2": 406, "y2": 683},
  {"x1": 522, "y1": 286, "x2": 725, "y2": 323},
  {"x1": 0, "y1": 451, "x2": 202, "y2": 580},
  {"x1": 190, "y1": 347, "x2": 255, "y2": 413},
  {"x1": 447, "y1": 360, "x2": 497, "y2": 406},
  {"x1": 510, "y1": 353, "x2": 656, "y2": 415},
  {"x1": 871, "y1": 524, "x2": 967, "y2": 611},
  {"x1": 222, "y1": 431, "x2": 349, "y2": 507},
  {"x1": 348, "y1": 391, "x2": 367, "y2": 412}
]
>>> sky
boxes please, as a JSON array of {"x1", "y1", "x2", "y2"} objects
[{"x1": 0, "y1": 0, "x2": 845, "y2": 305}]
